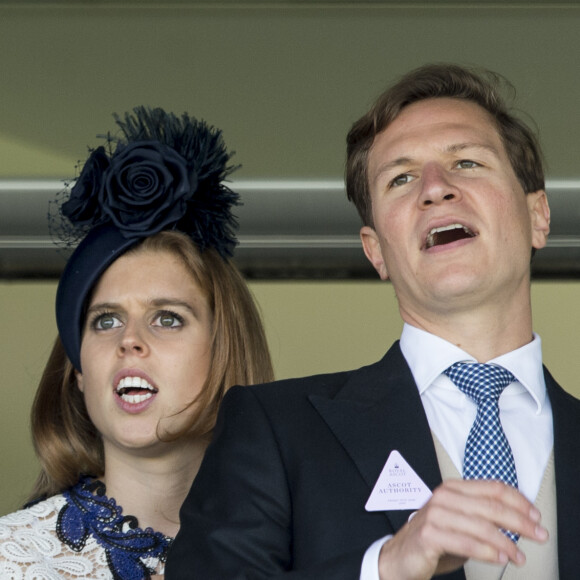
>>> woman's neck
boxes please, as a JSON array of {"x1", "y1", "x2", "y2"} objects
[{"x1": 100, "y1": 437, "x2": 207, "y2": 537}]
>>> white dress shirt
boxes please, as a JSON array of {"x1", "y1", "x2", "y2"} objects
[{"x1": 360, "y1": 324, "x2": 553, "y2": 579}]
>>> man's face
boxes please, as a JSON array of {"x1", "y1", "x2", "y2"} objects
[{"x1": 361, "y1": 97, "x2": 550, "y2": 323}]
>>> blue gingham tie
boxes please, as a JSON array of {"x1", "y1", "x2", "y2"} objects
[{"x1": 444, "y1": 362, "x2": 519, "y2": 542}]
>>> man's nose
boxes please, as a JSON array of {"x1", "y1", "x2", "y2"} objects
[{"x1": 417, "y1": 163, "x2": 462, "y2": 208}]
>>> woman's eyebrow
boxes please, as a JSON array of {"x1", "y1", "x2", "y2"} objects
[
  {"x1": 86, "y1": 301, "x2": 122, "y2": 314},
  {"x1": 148, "y1": 297, "x2": 197, "y2": 316},
  {"x1": 87, "y1": 298, "x2": 197, "y2": 316}
]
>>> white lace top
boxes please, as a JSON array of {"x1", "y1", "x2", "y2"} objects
[{"x1": 0, "y1": 479, "x2": 170, "y2": 579}]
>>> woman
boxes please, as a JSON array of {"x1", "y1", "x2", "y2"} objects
[{"x1": 0, "y1": 107, "x2": 273, "y2": 579}]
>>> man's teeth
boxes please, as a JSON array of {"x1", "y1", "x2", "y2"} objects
[
  {"x1": 426, "y1": 223, "x2": 474, "y2": 249},
  {"x1": 116, "y1": 377, "x2": 156, "y2": 403}
]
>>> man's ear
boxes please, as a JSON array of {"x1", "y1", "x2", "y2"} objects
[
  {"x1": 528, "y1": 190, "x2": 550, "y2": 250},
  {"x1": 360, "y1": 226, "x2": 389, "y2": 280},
  {"x1": 76, "y1": 371, "x2": 84, "y2": 393}
]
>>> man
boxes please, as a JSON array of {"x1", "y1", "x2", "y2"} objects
[{"x1": 166, "y1": 64, "x2": 580, "y2": 579}]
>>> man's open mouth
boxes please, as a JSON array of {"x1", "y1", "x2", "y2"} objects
[{"x1": 425, "y1": 223, "x2": 476, "y2": 249}]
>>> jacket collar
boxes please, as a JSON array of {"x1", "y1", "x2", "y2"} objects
[{"x1": 308, "y1": 342, "x2": 443, "y2": 534}]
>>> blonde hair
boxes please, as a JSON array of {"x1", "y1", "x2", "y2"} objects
[{"x1": 29, "y1": 231, "x2": 273, "y2": 500}]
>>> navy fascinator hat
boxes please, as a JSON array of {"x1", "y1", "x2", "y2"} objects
[{"x1": 54, "y1": 106, "x2": 239, "y2": 371}]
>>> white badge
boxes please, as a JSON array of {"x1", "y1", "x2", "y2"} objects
[{"x1": 365, "y1": 450, "x2": 432, "y2": 511}]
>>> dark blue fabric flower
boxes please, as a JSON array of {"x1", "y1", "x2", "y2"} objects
[
  {"x1": 55, "y1": 107, "x2": 240, "y2": 370},
  {"x1": 57, "y1": 107, "x2": 239, "y2": 257},
  {"x1": 61, "y1": 146, "x2": 110, "y2": 227},
  {"x1": 101, "y1": 141, "x2": 196, "y2": 239}
]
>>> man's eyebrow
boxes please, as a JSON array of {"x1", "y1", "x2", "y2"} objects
[
  {"x1": 446, "y1": 142, "x2": 500, "y2": 156},
  {"x1": 371, "y1": 157, "x2": 414, "y2": 186},
  {"x1": 371, "y1": 142, "x2": 501, "y2": 185}
]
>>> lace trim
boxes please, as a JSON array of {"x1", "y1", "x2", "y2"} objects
[{"x1": 58, "y1": 477, "x2": 172, "y2": 580}]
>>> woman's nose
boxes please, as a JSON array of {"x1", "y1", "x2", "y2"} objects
[{"x1": 117, "y1": 323, "x2": 149, "y2": 357}]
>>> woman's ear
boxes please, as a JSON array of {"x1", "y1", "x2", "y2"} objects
[{"x1": 76, "y1": 371, "x2": 84, "y2": 393}]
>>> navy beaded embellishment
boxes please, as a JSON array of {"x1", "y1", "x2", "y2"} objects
[{"x1": 57, "y1": 477, "x2": 171, "y2": 579}]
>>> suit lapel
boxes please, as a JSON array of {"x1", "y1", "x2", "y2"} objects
[
  {"x1": 308, "y1": 345, "x2": 580, "y2": 580},
  {"x1": 308, "y1": 342, "x2": 443, "y2": 534},
  {"x1": 545, "y1": 368, "x2": 580, "y2": 579}
]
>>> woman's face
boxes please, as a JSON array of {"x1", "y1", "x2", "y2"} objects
[{"x1": 76, "y1": 247, "x2": 212, "y2": 456}]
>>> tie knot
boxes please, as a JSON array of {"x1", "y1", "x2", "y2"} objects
[{"x1": 444, "y1": 362, "x2": 515, "y2": 404}]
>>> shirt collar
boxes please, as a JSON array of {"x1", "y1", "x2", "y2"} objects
[{"x1": 399, "y1": 323, "x2": 546, "y2": 412}]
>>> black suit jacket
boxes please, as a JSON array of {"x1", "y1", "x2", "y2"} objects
[{"x1": 166, "y1": 342, "x2": 580, "y2": 579}]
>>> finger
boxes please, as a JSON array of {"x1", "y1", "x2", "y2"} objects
[
  {"x1": 443, "y1": 478, "x2": 529, "y2": 508},
  {"x1": 414, "y1": 498, "x2": 525, "y2": 566},
  {"x1": 432, "y1": 479, "x2": 548, "y2": 542}
]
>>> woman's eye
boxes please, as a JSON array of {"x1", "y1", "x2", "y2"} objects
[
  {"x1": 390, "y1": 174, "x2": 414, "y2": 188},
  {"x1": 456, "y1": 159, "x2": 479, "y2": 169},
  {"x1": 153, "y1": 312, "x2": 183, "y2": 328},
  {"x1": 94, "y1": 314, "x2": 122, "y2": 330}
]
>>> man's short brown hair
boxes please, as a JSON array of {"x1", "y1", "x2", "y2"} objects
[{"x1": 346, "y1": 63, "x2": 545, "y2": 226}]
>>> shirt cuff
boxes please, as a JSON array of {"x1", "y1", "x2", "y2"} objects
[{"x1": 360, "y1": 535, "x2": 393, "y2": 580}]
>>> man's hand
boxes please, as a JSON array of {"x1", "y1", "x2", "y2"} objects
[{"x1": 378, "y1": 479, "x2": 548, "y2": 580}]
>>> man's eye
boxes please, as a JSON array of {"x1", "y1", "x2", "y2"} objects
[
  {"x1": 390, "y1": 174, "x2": 414, "y2": 188},
  {"x1": 456, "y1": 159, "x2": 479, "y2": 169},
  {"x1": 94, "y1": 314, "x2": 122, "y2": 330},
  {"x1": 153, "y1": 312, "x2": 183, "y2": 328}
]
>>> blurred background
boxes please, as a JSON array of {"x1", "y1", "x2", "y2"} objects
[{"x1": 1, "y1": 0, "x2": 579, "y2": 515}]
